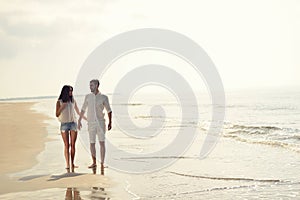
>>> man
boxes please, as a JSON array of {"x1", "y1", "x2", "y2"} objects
[{"x1": 78, "y1": 79, "x2": 112, "y2": 175}]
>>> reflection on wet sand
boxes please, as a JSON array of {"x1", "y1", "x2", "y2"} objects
[
  {"x1": 65, "y1": 187, "x2": 110, "y2": 200},
  {"x1": 65, "y1": 188, "x2": 81, "y2": 200},
  {"x1": 63, "y1": 168, "x2": 109, "y2": 199},
  {"x1": 90, "y1": 187, "x2": 110, "y2": 200}
]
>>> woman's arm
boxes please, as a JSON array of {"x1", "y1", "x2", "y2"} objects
[
  {"x1": 74, "y1": 100, "x2": 87, "y2": 120},
  {"x1": 56, "y1": 101, "x2": 66, "y2": 117}
]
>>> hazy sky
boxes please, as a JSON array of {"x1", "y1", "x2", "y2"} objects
[{"x1": 0, "y1": 0, "x2": 299, "y2": 98}]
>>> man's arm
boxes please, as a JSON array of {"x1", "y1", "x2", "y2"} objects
[
  {"x1": 77, "y1": 110, "x2": 85, "y2": 130},
  {"x1": 103, "y1": 95, "x2": 112, "y2": 131},
  {"x1": 77, "y1": 95, "x2": 88, "y2": 130},
  {"x1": 108, "y1": 111, "x2": 112, "y2": 131},
  {"x1": 75, "y1": 100, "x2": 87, "y2": 120}
]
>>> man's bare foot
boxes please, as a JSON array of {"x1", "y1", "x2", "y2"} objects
[
  {"x1": 100, "y1": 163, "x2": 104, "y2": 175},
  {"x1": 88, "y1": 163, "x2": 97, "y2": 168}
]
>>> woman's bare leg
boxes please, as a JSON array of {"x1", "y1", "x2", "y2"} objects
[
  {"x1": 70, "y1": 130, "x2": 77, "y2": 172},
  {"x1": 61, "y1": 131, "x2": 70, "y2": 170}
]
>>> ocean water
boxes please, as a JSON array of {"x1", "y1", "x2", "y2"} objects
[
  {"x1": 110, "y1": 87, "x2": 300, "y2": 199},
  {"x1": 1, "y1": 87, "x2": 300, "y2": 199}
]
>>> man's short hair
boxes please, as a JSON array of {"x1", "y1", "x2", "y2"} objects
[{"x1": 90, "y1": 79, "x2": 100, "y2": 87}]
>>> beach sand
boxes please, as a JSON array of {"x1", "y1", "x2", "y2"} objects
[{"x1": 0, "y1": 102, "x2": 111, "y2": 197}]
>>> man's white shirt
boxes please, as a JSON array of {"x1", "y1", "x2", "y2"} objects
[{"x1": 81, "y1": 92, "x2": 112, "y2": 122}]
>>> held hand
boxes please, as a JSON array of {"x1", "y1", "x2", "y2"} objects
[
  {"x1": 108, "y1": 122, "x2": 112, "y2": 131},
  {"x1": 77, "y1": 120, "x2": 82, "y2": 130}
]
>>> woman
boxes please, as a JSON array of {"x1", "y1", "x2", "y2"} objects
[{"x1": 56, "y1": 85, "x2": 82, "y2": 172}]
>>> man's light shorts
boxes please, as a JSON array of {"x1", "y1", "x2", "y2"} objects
[{"x1": 88, "y1": 121, "x2": 106, "y2": 143}]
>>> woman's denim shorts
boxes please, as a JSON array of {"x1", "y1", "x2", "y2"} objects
[{"x1": 60, "y1": 122, "x2": 77, "y2": 132}]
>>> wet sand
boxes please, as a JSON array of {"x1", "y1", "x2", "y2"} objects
[{"x1": 0, "y1": 102, "x2": 111, "y2": 196}]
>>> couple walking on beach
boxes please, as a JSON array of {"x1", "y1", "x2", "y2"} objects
[{"x1": 55, "y1": 79, "x2": 112, "y2": 175}]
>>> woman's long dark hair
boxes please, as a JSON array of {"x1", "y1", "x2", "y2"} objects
[{"x1": 58, "y1": 85, "x2": 74, "y2": 103}]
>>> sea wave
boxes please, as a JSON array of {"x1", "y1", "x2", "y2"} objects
[
  {"x1": 168, "y1": 171, "x2": 282, "y2": 182},
  {"x1": 223, "y1": 123, "x2": 300, "y2": 153},
  {"x1": 224, "y1": 135, "x2": 300, "y2": 153}
]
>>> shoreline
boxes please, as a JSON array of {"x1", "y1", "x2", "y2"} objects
[{"x1": 0, "y1": 102, "x2": 113, "y2": 197}]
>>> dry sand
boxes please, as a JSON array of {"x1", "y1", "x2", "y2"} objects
[
  {"x1": 0, "y1": 102, "x2": 111, "y2": 196},
  {"x1": 0, "y1": 102, "x2": 47, "y2": 174}
]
